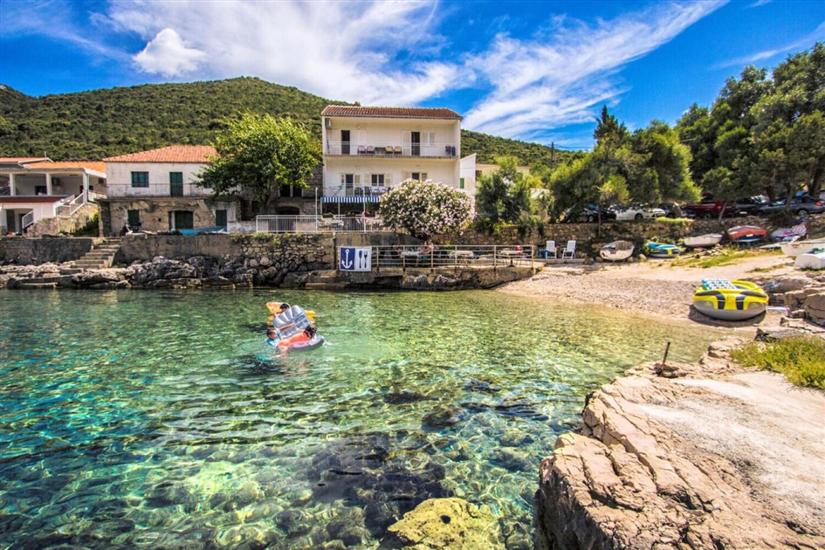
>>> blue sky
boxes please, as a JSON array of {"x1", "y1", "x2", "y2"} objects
[{"x1": 1, "y1": 0, "x2": 823, "y2": 149}]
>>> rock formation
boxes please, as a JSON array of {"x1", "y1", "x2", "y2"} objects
[
  {"x1": 535, "y1": 338, "x2": 825, "y2": 549},
  {"x1": 386, "y1": 497, "x2": 504, "y2": 549}
]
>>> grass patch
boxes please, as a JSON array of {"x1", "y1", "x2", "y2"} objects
[
  {"x1": 671, "y1": 246, "x2": 780, "y2": 269},
  {"x1": 655, "y1": 216, "x2": 693, "y2": 227},
  {"x1": 732, "y1": 337, "x2": 825, "y2": 389}
]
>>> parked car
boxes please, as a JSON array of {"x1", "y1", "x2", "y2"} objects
[
  {"x1": 758, "y1": 195, "x2": 825, "y2": 217},
  {"x1": 611, "y1": 205, "x2": 666, "y2": 221},
  {"x1": 683, "y1": 197, "x2": 731, "y2": 219},
  {"x1": 562, "y1": 204, "x2": 616, "y2": 223},
  {"x1": 658, "y1": 202, "x2": 683, "y2": 218},
  {"x1": 734, "y1": 195, "x2": 768, "y2": 216}
]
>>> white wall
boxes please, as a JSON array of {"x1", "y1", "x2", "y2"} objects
[
  {"x1": 323, "y1": 117, "x2": 460, "y2": 157},
  {"x1": 1, "y1": 173, "x2": 104, "y2": 196},
  {"x1": 106, "y1": 162, "x2": 210, "y2": 197},
  {"x1": 459, "y1": 154, "x2": 477, "y2": 197},
  {"x1": 323, "y1": 157, "x2": 460, "y2": 196}
]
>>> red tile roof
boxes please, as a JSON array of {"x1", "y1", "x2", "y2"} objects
[
  {"x1": 25, "y1": 161, "x2": 106, "y2": 173},
  {"x1": 0, "y1": 157, "x2": 50, "y2": 164},
  {"x1": 103, "y1": 145, "x2": 217, "y2": 163},
  {"x1": 321, "y1": 105, "x2": 461, "y2": 120}
]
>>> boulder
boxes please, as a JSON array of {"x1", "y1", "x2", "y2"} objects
[
  {"x1": 804, "y1": 291, "x2": 825, "y2": 325},
  {"x1": 385, "y1": 497, "x2": 503, "y2": 549}
]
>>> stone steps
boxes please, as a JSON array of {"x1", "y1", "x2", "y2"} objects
[
  {"x1": 16, "y1": 281, "x2": 58, "y2": 289},
  {"x1": 71, "y1": 238, "x2": 122, "y2": 269}
]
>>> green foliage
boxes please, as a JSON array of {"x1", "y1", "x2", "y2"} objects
[
  {"x1": 732, "y1": 337, "x2": 825, "y2": 389},
  {"x1": 654, "y1": 216, "x2": 693, "y2": 227},
  {"x1": 199, "y1": 113, "x2": 320, "y2": 211},
  {"x1": 379, "y1": 180, "x2": 472, "y2": 240},
  {"x1": 71, "y1": 212, "x2": 99, "y2": 236},
  {"x1": 0, "y1": 78, "x2": 574, "y2": 163},
  {"x1": 475, "y1": 157, "x2": 537, "y2": 233}
]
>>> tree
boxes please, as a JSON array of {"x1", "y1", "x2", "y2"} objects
[
  {"x1": 379, "y1": 179, "x2": 472, "y2": 240},
  {"x1": 594, "y1": 105, "x2": 628, "y2": 150},
  {"x1": 197, "y1": 112, "x2": 320, "y2": 212},
  {"x1": 474, "y1": 156, "x2": 536, "y2": 233}
]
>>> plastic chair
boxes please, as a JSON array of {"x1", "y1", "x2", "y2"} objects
[
  {"x1": 544, "y1": 240, "x2": 557, "y2": 259},
  {"x1": 562, "y1": 240, "x2": 576, "y2": 259}
]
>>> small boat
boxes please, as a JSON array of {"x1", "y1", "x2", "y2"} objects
[
  {"x1": 771, "y1": 223, "x2": 807, "y2": 242},
  {"x1": 726, "y1": 225, "x2": 767, "y2": 245},
  {"x1": 683, "y1": 233, "x2": 722, "y2": 249},
  {"x1": 600, "y1": 240, "x2": 634, "y2": 262},
  {"x1": 643, "y1": 241, "x2": 682, "y2": 259},
  {"x1": 795, "y1": 248, "x2": 825, "y2": 270},
  {"x1": 692, "y1": 279, "x2": 768, "y2": 321},
  {"x1": 781, "y1": 238, "x2": 825, "y2": 257}
]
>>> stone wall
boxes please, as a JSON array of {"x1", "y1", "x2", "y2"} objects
[
  {"x1": 26, "y1": 202, "x2": 100, "y2": 237},
  {"x1": 98, "y1": 197, "x2": 237, "y2": 236},
  {"x1": 0, "y1": 237, "x2": 93, "y2": 265}
]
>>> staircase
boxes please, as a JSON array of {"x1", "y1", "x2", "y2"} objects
[
  {"x1": 72, "y1": 238, "x2": 122, "y2": 269},
  {"x1": 304, "y1": 270, "x2": 350, "y2": 290}
]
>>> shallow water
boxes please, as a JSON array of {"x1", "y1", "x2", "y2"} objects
[{"x1": 0, "y1": 289, "x2": 720, "y2": 548}]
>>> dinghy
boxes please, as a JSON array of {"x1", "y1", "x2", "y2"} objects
[
  {"x1": 726, "y1": 225, "x2": 767, "y2": 245},
  {"x1": 692, "y1": 279, "x2": 768, "y2": 321},
  {"x1": 795, "y1": 248, "x2": 825, "y2": 270},
  {"x1": 771, "y1": 223, "x2": 807, "y2": 242},
  {"x1": 600, "y1": 240, "x2": 634, "y2": 262},
  {"x1": 781, "y1": 238, "x2": 825, "y2": 257},
  {"x1": 683, "y1": 233, "x2": 722, "y2": 249},
  {"x1": 643, "y1": 241, "x2": 682, "y2": 259}
]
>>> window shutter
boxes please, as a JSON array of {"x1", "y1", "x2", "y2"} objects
[{"x1": 385, "y1": 174, "x2": 392, "y2": 185}]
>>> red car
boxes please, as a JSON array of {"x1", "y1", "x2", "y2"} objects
[{"x1": 683, "y1": 197, "x2": 734, "y2": 219}]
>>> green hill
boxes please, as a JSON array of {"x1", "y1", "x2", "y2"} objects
[{"x1": 0, "y1": 77, "x2": 574, "y2": 165}]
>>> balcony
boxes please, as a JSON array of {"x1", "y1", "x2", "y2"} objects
[
  {"x1": 105, "y1": 183, "x2": 213, "y2": 198},
  {"x1": 325, "y1": 141, "x2": 457, "y2": 159}
]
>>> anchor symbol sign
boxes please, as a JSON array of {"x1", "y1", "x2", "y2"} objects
[
  {"x1": 341, "y1": 248, "x2": 354, "y2": 270},
  {"x1": 339, "y1": 247, "x2": 371, "y2": 272}
]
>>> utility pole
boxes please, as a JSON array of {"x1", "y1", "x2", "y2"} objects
[{"x1": 550, "y1": 142, "x2": 556, "y2": 166}]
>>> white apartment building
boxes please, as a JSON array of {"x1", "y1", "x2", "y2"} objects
[{"x1": 320, "y1": 105, "x2": 475, "y2": 208}]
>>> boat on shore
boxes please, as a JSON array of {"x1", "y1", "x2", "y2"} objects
[
  {"x1": 600, "y1": 241, "x2": 634, "y2": 262},
  {"x1": 692, "y1": 279, "x2": 768, "y2": 321},
  {"x1": 726, "y1": 225, "x2": 767, "y2": 245},
  {"x1": 770, "y1": 223, "x2": 807, "y2": 242},
  {"x1": 781, "y1": 238, "x2": 825, "y2": 257},
  {"x1": 683, "y1": 233, "x2": 722, "y2": 249},
  {"x1": 795, "y1": 249, "x2": 825, "y2": 270}
]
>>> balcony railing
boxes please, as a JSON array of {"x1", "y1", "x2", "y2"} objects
[
  {"x1": 325, "y1": 141, "x2": 457, "y2": 158},
  {"x1": 256, "y1": 215, "x2": 389, "y2": 233},
  {"x1": 105, "y1": 183, "x2": 213, "y2": 198}
]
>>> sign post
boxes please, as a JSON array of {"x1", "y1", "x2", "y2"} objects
[{"x1": 338, "y1": 246, "x2": 372, "y2": 272}]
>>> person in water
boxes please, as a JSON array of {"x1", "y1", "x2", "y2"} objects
[{"x1": 277, "y1": 326, "x2": 315, "y2": 351}]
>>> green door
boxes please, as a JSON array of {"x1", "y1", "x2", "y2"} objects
[
  {"x1": 215, "y1": 209, "x2": 227, "y2": 228},
  {"x1": 127, "y1": 209, "x2": 141, "y2": 228},
  {"x1": 170, "y1": 172, "x2": 183, "y2": 197},
  {"x1": 172, "y1": 211, "x2": 194, "y2": 230}
]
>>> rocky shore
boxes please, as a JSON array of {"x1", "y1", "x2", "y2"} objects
[{"x1": 535, "y1": 338, "x2": 825, "y2": 549}]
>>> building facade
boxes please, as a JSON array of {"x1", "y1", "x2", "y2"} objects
[
  {"x1": 0, "y1": 157, "x2": 106, "y2": 234},
  {"x1": 100, "y1": 145, "x2": 238, "y2": 235},
  {"x1": 320, "y1": 105, "x2": 475, "y2": 210}
]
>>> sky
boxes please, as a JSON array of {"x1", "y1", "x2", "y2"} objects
[{"x1": 1, "y1": 0, "x2": 823, "y2": 149}]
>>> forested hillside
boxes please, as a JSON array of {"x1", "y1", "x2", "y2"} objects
[{"x1": 0, "y1": 77, "x2": 570, "y2": 165}]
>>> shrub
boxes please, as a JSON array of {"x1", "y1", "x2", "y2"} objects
[
  {"x1": 655, "y1": 216, "x2": 693, "y2": 227},
  {"x1": 731, "y1": 337, "x2": 825, "y2": 389},
  {"x1": 380, "y1": 180, "x2": 472, "y2": 240}
]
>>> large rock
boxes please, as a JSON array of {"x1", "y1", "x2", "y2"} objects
[
  {"x1": 385, "y1": 497, "x2": 503, "y2": 549},
  {"x1": 535, "y1": 340, "x2": 825, "y2": 549},
  {"x1": 804, "y1": 291, "x2": 825, "y2": 325}
]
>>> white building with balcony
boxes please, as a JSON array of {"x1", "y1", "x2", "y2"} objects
[
  {"x1": 0, "y1": 157, "x2": 106, "y2": 234},
  {"x1": 320, "y1": 105, "x2": 475, "y2": 209},
  {"x1": 100, "y1": 145, "x2": 238, "y2": 235}
]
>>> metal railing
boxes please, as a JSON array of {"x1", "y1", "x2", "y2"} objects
[
  {"x1": 365, "y1": 244, "x2": 537, "y2": 271},
  {"x1": 105, "y1": 183, "x2": 213, "y2": 197},
  {"x1": 54, "y1": 193, "x2": 87, "y2": 217},
  {"x1": 256, "y1": 215, "x2": 390, "y2": 233},
  {"x1": 325, "y1": 141, "x2": 458, "y2": 158},
  {"x1": 21, "y1": 211, "x2": 34, "y2": 231}
]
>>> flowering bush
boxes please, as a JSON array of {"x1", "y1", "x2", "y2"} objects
[{"x1": 379, "y1": 179, "x2": 473, "y2": 240}]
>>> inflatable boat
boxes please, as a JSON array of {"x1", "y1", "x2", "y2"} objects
[
  {"x1": 683, "y1": 233, "x2": 722, "y2": 249},
  {"x1": 643, "y1": 241, "x2": 682, "y2": 259},
  {"x1": 781, "y1": 238, "x2": 825, "y2": 257},
  {"x1": 269, "y1": 304, "x2": 325, "y2": 352},
  {"x1": 795, "y1": 248, "x2": 825, "y2": 270},
  {"x1": 600, "y1": 241, "x2": 634, "y2": 262},
  {"x1": 692, "y1": 279, "x2": 768, "y2": 321},
  {"x1": 726, "y1": 225, "x2": 767, "y2": 245},
  {"x1": 770, "y1": 223, "x2": 807, "y2": 243}
]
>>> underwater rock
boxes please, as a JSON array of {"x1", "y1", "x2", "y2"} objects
[
  {"x1": 499, "y1": 429, "x2": 534, "y2": 448},
  {"x1": 494, "y1": 398, "x2": 548, "y2": 421},
  {"x1": 275, "y1": 509, "x2": 312, "y2": 538},
  {"x1": 144, "y1": 481, "x2": 196, "y2": 510},
  {"x1": 422, "y1": 406, "x2": 462, "y2": 429},
  {"x1": 384, "y1": 389, "x2": 429, "y2": 404},
  {"x1": 234, "y1": 480, "x2": 264, "y2": 507},
  {"x1": 464, "y1": 379, "x2": 501, "y2": 394},
  {"x1": 385, "y1": 497, "x2": 504, "y2": 549},
  {"x1": 215, "y1": 523, "x2": 277, "y2": 548},
  {"x1": 489, "y1": 448, "x2": 531, "y2": 472}
]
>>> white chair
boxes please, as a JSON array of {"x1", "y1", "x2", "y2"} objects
[
  {"x1": 544, "y1": 240, "x2": 557, "y2": 259},
  {"x1": 562, "y1": 240, "x2": 576, "y2": 259}
]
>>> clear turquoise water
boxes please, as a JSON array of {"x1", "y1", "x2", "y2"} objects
[{"x1": 0, "y1": 289, "x2": 720, "y2": 548}]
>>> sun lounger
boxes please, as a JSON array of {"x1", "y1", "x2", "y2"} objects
[{"x1": 357, "y1": 145, "x2": 366, "y2": 155}]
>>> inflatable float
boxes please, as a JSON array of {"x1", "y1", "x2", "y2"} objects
[
  {"x1": 683, "y1": 233, "x2": 722, "y2": 249},
  {"x1": 781, "y1": 238, "x2": 825, "y2": 257},
  {"x1": 600, "y1": 241, "x2": 634, "y2": 262},
  {"x1": 269, "y1": 304, "x2": 325, "y2": 352},
  {"x1": 795, "y1": 248, "x2": 825, "y2": 270},
  {"x1": 692, "y1": 279, "x2": 768, "y2": 321},
  {"x1": 643, "y1": 241, "x2": 682, "y2": 258}
]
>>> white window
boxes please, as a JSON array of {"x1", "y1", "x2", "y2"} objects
[
  {"x1": 341, "y1": 173, "x2": 359, "y2": 195},
  {"x1": 423, "y1": 132, "x2": 435, "y2": 146},
  {"x1": 411, "y1": 172, "x2": 428, "y2": 181},
  {"x1": 371, "y1": 174, "x2": 384, "y2": 185}
]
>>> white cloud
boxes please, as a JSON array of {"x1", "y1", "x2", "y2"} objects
[
  {"x1": 462, "y1": 1, "x2": 726, "y2": 141},
  {"x1": 714, "y1": 20, "x2": 825, "y2": 69},
  {"x1": 107, "y1": 0, "x2": 461, "y2": 105},
  {"x1": 134, "y1": 28, "x2": 206, "y2": 77}
]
